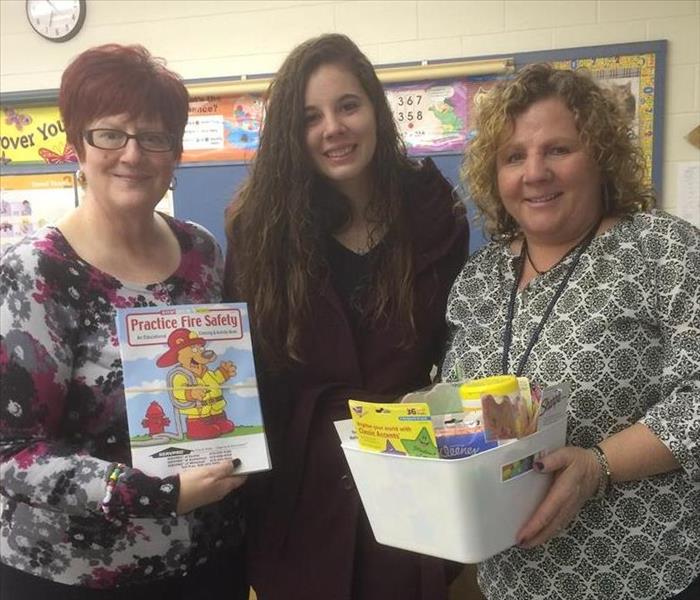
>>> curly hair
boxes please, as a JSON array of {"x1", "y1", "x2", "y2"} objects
[
  {"x1": 225, "y1": 34, "x2": 417, "y2": 369},
  {"x1": 463, "y1": 63, "x2": 655, "y2": 240},
  {"x1": 59, "y1": 44, "x2": 189, "y2": 160}
]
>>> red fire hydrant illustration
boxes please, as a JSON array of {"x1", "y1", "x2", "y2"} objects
[{"x1": 142, "y1": 401, "x2": 171, "y2": 436}]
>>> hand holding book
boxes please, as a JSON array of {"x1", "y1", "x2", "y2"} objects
[{"x1": 177, "y1": 459, "x2": 247, "y2": 514}]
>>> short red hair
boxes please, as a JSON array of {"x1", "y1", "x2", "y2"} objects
[{"x1": 58, "y1": 44, "x2": 189, "y2": 160}]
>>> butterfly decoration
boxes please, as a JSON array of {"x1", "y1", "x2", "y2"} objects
[
  {"x1": 38, "y1": 143, "x2": 78, "y2": 164},
  {"x1": 3, "y1": 108, "x2": 32, "y2": 131}
]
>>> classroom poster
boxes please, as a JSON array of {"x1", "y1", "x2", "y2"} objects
[
  {"x1": 385, "y1": 81, "x2": 469, "y2": 155},
  {"x1": 0, "y1": 172, "x2": 77, "y2": 250},
  {"x1": 463, "y1": 75, "x2": 505, "y2": 144},
  {"x1": 181, "y1": 95, "x2": 264, "y2": 163},
  {"x1": 552, "y1": 53, "x2": 656, "y2": 186},
  {"x1": 0, "y1": 106, "x2": 77, "y2": 165}
]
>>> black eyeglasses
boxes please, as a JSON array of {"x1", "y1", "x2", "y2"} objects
[{"x1": 83, "y1": 129, "x2": 176, "y2": 152}]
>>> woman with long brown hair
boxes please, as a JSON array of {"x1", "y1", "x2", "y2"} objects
[{"x1": 225, "y1": 33, "x2": 468, "y2": 600}]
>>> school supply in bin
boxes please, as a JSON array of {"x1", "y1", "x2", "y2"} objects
[
  {"x1": 115, "y1": 303, "x2": 271, "y2": 477},
  {"x1": 462, "y1": 375, "x2": 541, "y2": 441},
  {"x1": 398, "y1": 376, "x2": 542, "y2": 459},
  {"x1": 348, "y1": 401, "x2": 438, "y2": 458},
  {"x1": 431, "y1": 410, "x2": 496, "y2": 459},
  {"x1": 336, "y1": 381, "x2": 570, "y2": 563}
]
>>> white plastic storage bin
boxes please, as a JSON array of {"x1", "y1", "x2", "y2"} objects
[{"x1": 340, "y1": 418, "x2": 567, "y2": 563}]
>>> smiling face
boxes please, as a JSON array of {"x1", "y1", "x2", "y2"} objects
[
  {"x1": 496, "y1": 97, "x2": 603, "y2": 246},
  {"x1": 79, "y1": 113, "x2": 176, "y2": 215},
  {"x1": 304, "y1": 63, "x2": 377, "y2": 197}
]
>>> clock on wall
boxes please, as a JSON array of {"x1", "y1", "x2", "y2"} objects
[{"x1": 26, "y1": 0, "x2": 86, "y2": 43}]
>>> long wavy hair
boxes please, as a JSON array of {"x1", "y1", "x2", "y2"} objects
[
  {"x1": 226, "y1": 34, "x2": 416, "y2": 369},
  {"x1": 464, "y1": 63, "x2": 655, "y2": 240}
]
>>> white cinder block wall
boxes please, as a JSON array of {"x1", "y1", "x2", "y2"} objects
[{"x1": 1, "y1": 0, "x2": 698, "y2": 213}]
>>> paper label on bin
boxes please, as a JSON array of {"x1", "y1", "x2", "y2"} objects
[{"x1": 501, "y1": 452, "x2": 539, "y2": 482}]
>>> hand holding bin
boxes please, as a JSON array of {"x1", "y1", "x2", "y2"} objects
[{"x1": 335, "y1": 382, "x2": 569, "y2": 563}]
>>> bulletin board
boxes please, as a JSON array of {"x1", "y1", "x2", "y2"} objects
[
  {"x1": 0, "y1": 171, "x2": 77, "y2": 251},
  {"x1": 0, "y1": 40, "x2": 667, "y2": 255}
]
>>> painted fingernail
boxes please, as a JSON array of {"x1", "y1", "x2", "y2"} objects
[
  {"x1": 232, "y1": 458, "x2": 242, "y2": 470},
  {"x1": 534, "y1": 461, "x2": 544, "y2": 471}
]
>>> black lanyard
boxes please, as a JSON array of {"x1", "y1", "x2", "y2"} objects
[{"x1": 501, "y1": 223, "x2": 600, "y2": 376}]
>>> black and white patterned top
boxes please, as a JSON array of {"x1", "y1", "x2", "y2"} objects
[{"x1": 442, "y1": 210, "x2": 700, "y2": 600}]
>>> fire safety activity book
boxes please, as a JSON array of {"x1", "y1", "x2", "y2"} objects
[{"x1": 115, "y1": 302, "x2": 270, "y2": 477}]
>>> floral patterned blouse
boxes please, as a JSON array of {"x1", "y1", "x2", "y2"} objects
[
  {"x1": 442, "y1": 211, "x2": 700, "y2": 600},
  {"x1": 0, "y1": 218, "x2": 244, "y2": 588}
]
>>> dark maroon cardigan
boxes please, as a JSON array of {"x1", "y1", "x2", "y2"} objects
[{"x1": 225, "y1": 158, "x2": 469, "y2": 600}]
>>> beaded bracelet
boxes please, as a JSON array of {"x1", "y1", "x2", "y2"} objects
[{"x1": 100, "y1": 463, "x2": 126, "y2": 521}]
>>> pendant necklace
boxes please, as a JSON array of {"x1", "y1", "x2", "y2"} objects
[{"x1": 523, "y1": 237, "x2": 584, "y2": 276}]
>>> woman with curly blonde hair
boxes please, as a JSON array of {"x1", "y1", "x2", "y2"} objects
[
  {"x1": 224, "y1": 33, "x2": 468, "y2": 600},
  {"x1": 465, "y1": 63, "x2": 654, "y2": 240},
  {"x1": 442, "y1": 63, "x2": 700, "y2": 600}
]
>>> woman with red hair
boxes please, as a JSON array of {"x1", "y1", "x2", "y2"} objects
[{"x1": 0, "y1": 45, "x2": 247, "y2": 600}]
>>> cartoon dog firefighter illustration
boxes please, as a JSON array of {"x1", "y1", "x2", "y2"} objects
[{"x1": 156, "y1": 328, "x2": 237, "y2": 440}]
